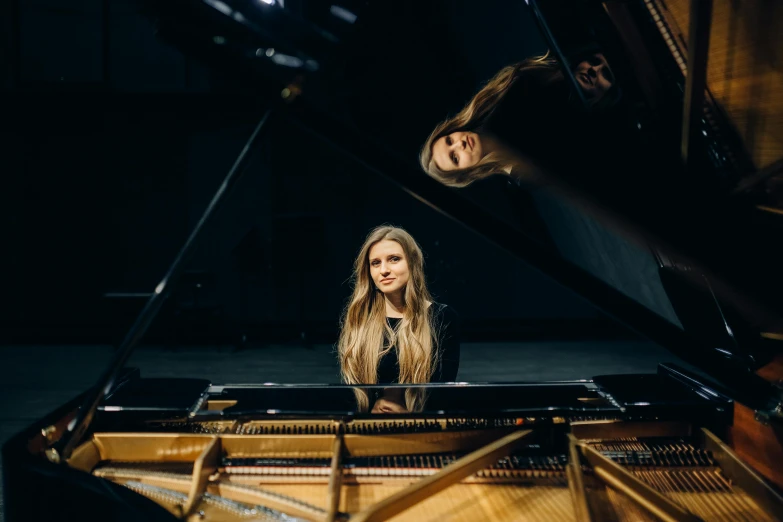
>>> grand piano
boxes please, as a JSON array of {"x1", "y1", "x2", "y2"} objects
[{"x1": 4, "y1": 0, "x2": 783, "y2": 520}]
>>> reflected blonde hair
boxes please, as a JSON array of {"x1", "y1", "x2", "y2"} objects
[
  {"x1": 420, "y1": 55, "x2": 559, "y2": 188},
  {"x1": 421, "y1": 51, "x2": 624, "y2": 188},
  {"x1": 338, "y1": 226, "x2": 438, "y2": 412}
]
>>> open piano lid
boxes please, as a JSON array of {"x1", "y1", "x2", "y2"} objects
[{"x1": 125, "y1": 0, "x2": 782, "y2": 414}]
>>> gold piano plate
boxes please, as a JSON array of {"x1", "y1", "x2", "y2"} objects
[{"x1": 56, "y1": 418, "x2": 783, "y2": 522}]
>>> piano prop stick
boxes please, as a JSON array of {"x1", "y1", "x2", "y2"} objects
[{"x1": 681, "y1": 0, "x2": 713, "y2": 169}]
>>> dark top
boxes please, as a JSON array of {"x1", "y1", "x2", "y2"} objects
[
  {"x1": 376, "y1": 303, "x2": 461, "y2": 384},
  {"x1": 485, "y1": 66, "x2": 587, "y2": 165},
  {"x1": 484, "y1": 65, "x2": 669, "y2": 217}
]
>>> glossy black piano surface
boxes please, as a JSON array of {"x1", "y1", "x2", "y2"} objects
[
  {"x1": 4, "y1": 0, "x2": 783, "y2": 521},
  {"x1": 96, "y1": 369, "x2": 729, "y2": 421}
]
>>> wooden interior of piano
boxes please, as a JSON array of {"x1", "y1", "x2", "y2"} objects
[
  {"x1": 55, "y1": 404, "x2": 783, "y2": 522},
  {"x1": 602, "y1": 0, "x2": 783, "y2": 209}
]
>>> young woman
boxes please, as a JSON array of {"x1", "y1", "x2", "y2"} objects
[
  {"x1": 338, "y1": 225, "x2": 460, "y2": 413},
  {"x1": 420, "y1": 51, "x2": 621, "y2": 188}
]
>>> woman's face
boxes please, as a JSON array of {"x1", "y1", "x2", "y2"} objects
[
  {"x1": 573, "y1": 53, "x2": 614, "y2": 102},
  {"x1": 432, "y1": 131, "x2": 483, "y2": 171},
  {"x1": 369, "y1": 239, "x2": 410, "y2": 297}
]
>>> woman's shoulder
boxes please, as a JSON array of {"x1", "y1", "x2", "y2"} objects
[
  {"x1": 431, "y1": 303, "x2": 460, "y2": 350},
  {"x1": 431, "y1": 302, "x2": 459, "y2": 322}
]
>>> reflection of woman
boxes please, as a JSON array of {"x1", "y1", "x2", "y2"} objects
[
  {"x1": 338, "y1": 225, "x2": 460, "y2": 413},
  {"x1": 420, "y1": 52, "x2": 620, "y2": 188}
]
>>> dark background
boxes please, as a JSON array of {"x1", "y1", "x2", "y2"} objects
[{"x1": 0, "y1": 0, "x2": 681, "y2": 346}]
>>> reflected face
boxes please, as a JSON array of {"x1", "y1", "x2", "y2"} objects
[
  {"x1": 432, "y1": 131, "x2": 483, "y2": 172},
  {"x1": 369, "y1": 240, "x2": 410, "y2": 297},
  {"x1": 574, "y1": 53, "x2": 614, "y2": 102}
]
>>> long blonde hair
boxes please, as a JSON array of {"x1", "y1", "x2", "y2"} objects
[
  {"x1": 420, "y1": 55, "x2": 560, "y2": 188},
  {"x1": 338, "y1": 225, "x2": 438, "y2": 412}
]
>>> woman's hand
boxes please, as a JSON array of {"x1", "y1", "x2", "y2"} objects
[{"x1": 371, "y1": 397, "x2": 409, "y2": 414}]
